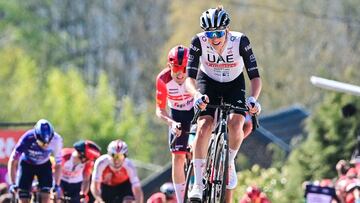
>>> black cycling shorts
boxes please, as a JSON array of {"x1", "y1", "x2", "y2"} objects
[
  {"x1": 169, "y1": 108, "x2": 194, "y2": 153},
  {"x1": 196, "y1": 70, "x2": 246, "y2": 117},
  {"x1": 60, "y1": 180, "x2": 82, "y2": 203},
  {"x1": 17, "y1": 160, "x2": 53, "y2": 198},
  {"x1": 101, "y1": 179, "x2": 134, "y2": 203}
]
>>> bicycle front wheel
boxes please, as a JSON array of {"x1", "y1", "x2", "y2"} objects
[
  {"x1": 209, "y1": 132, "x2": 228, "y2": 203},
  {"x1": 184, "y1": 161, "x2": 194, "y2": 203}
]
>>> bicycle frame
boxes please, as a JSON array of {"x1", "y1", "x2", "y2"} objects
[{"x1": 185, "y1": 98, "x2": 255, "y2": 203}]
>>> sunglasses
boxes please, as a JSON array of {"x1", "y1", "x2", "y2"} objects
[
  {"x1": 111, "y1": 153, "x2": 125, "y2": 160},
  {"x1": 170, "y1": 64, "x2": 186, "y2": 73},
  {"x1": 205, "y1": 29, "x2": 226, "y2": 39},
  {"x1": 36, "y1": 140, "x2": 49, "y2": 148}
]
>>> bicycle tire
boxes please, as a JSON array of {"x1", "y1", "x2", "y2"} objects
[
  {"x1": 202, "y1": 135, "x2": 216, "y2": 202},
  {"x1": 209, "y1": 132, "x2": 228, "y2": 203},
  {"x1": 186, "y1": 135, "x2": 216, "y2": 203},
  {"x1": 184, "y1": 161, "x2": 194, "y2": 203}
]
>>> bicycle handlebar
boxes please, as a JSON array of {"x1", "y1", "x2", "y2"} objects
[{"x1": 191, "y1": 103, "x2": 259, "y2": 131}]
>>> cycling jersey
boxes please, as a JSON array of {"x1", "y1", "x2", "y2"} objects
[
  {"x1": 61, "y1": 148, "x2": 93, "y2": 183},
  {"x1": 11, "y1": 129, "x2": 63, "y2": 165},
  {"x1": 156, "y1": 68, "x2": 194, "y2": 111},
  {"x1": 187, "y1": 31, "x2": 259, "y2": 82},
  {"x1": 92, "y1": 154, "x2": 140, "y2": 187}
]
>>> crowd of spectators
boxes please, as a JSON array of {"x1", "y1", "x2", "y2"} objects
[{"x1": 304, "y1": 158, "x2": 360, "y2": 203}]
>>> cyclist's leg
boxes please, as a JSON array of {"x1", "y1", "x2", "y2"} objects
[
  {"x1": 101, "y1": 181, "x2": 133, "y2": 202},
  {"x1": 243, "y1": 113, "x2": 253, "y2": 139},
  {"x1": 171, "y1": 122, "x2": 192, "y2": 202},
  {"x1": 115, "y1": 180, "x2": 133, "y2": 202},
  {"x1": 100, "y1": 184, "x2": 116, "y2": 202},
  {"x1": 17, "y1": 160, "x2": 35, "y2": 203},
  {"x1": 223, "y1": 74, "x2": 247, "y2": 202},
  {"x1": 35, "y1": 160, "x2": 53, "y2": 203},
  {"x1": 60, "y1": 180, "x2": 82, "y2": 203},
  {"x1": 189, "y1": 72, "x2": 218, "y2": 200}
]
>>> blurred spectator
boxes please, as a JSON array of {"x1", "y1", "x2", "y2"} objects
[
  {"x1": 0, "y1": 183, "x2": 8, "y2": 196},
  {"x1": 304, "y1": 181, "x2": 339, "y2": 203},
  {"x1": 147, "y1": 182, "x2": 176, "y2": 203},
  {"x1": 321, "y1": 179, "x2": 335, "y2": 188},
  {"x1": 239, "y1": 185, "x2": 271, "y2": 203},
  {"x1": 336, "y1": 160, "x2": 351, "y2": 203},
  {"x1": 0, "y1": 193, "x2": 12, "y2": 203},
  {"x1": 342, "y1": 168, "x2": 360, "y2": 203},
  {"x1": 337, "y1": 160, "x2": 350, "y2": 178}
]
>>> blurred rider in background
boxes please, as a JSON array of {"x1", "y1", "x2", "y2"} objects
[{"x1": 8, "y1": 119, "x2": 63, "y2": 203}]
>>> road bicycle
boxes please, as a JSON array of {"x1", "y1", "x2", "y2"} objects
[{"x1": 184, "y1": 98, "x2": 258, "y2": 203}]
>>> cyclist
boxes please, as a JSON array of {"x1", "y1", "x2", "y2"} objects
[
  {"x1": 7, "y1": 119, "x2": 63, "y2": 203},
  {"x1": 185, "y1": 5, "x2": 262, "y2": 202},
  {"x1": 155, "y1": 45, "x2": 193, "y2": 203},
  {"x1": 60, "y1": 140, "x2": 101, "y2": 203},
  {"x1": 239, "y1": 186, "x2": 271, "y2": 203},
  {"x1": 91, "y1": 139, "x2": 143, "y2": 203},
  {"x1": 146, "y1": 182, "x2": 177, "y2": 203}
]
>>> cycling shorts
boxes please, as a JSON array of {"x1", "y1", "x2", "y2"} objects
[
  {"x1": 60, "y1": 180, "x2": 81, "y2": 203},
  {"x1": 169, "y1": 108, "x2": 194, "y2": 153},
  {"x1": 196, "y1": 70, "x2": 246, "y2": 117},
  {"x1": 17, "y1": 159, "x2": 53, "y2": 197},
  {"x1": 101, "y1": 179, "x2": 134, "y2": 202}
]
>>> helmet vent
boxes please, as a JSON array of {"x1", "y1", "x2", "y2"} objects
[{"x1": 177, "y1": 46, "x2": 184, "y2": 66}]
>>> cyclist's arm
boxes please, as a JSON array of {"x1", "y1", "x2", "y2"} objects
[
  {"x1": 132, "y1": 185, "x2": 144, "y2": 203},
  {"x1": 126, "y1": 160, "x2": 143, "y2": 203},
  {"x1": 53, "y1": 135, "x2": 63, "y2": 186},
  {"x1": 239, "y1": 35, "x2": 262, "y2": 99},
  {"x1": 7, "y1": 156, "x2": 18, "y2": 185},
  {"x1": 185, "y1": 36, "x2": 202, "y2": 96},
  {"x1": 155, "y1": 76, "x2": 176, "y2": 126},
  {"x1": 7, "y1": 133, "x2": 28, "y2": 185},
  {"x1": 185, "y1": 77, "x2": 198, "y2": 96},
  {"x1": 156, "y1": 107, "x2": 177, "y2": 126},
  {"x1": 250, "y1": 78, "x2": 262, "y2": 99},
  {"x1": 91, "y1": 157, "x2": 106, "y2": 202},
  {"x1": 81, "y1": 162, "x2": 92, "y2": 196},
  {"x1": 90, "y1": 181, "x2": 104, "y2": 202},
  {"x1": 53, "y1": 164, "x2": 62, "y2": 186}
]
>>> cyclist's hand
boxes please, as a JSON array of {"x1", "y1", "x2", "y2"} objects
[
  {"x1": 80, "y1": 193, "x2": 89, "y2": 203},
  {"x1": 194, "y1": 93, "x2": 209, "y2": 110},
  {"x1": 95, "y1": 199, "x2": 105, "y2": 203},
  {"x1": 171, "y1": 122, "x2": 182, "y2": 137},
  {"x1": 9, "y1": 184, "x2": 18, "y2": 193},
  {"x1": 246, "y1": 96, "x2": 261, "y2": 115},
  {"x1": 52, "y1": 184, "x2": 62, "y2": 198}
]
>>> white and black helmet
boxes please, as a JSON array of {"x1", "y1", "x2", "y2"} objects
[{"x1": 200, "y1": 6, "x2": 230, "y2": 31}]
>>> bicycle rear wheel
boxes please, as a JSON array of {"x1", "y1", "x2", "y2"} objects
[{"x1": 209, "y1": 132, "x2": 228, "y2": 203}]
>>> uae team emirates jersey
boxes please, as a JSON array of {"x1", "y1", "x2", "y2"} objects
[
  {"x1": 156, "y1": 68, "x2": 194, "y2": 111},
  {"x1": 187, "y1": 31, "x2": 260, "y2": 82}
]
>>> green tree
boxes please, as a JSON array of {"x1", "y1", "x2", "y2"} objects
[
  {"x1": 236, "y1": 165, "x2": 287, "y2": 202},
  {"x1": 0, "y1": 46, "x2": 40, "y2": 121},
  {"x1": 283, "y1": 92, "x2": 360, "y2": 201}
]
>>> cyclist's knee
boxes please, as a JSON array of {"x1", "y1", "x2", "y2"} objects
[
  {"x1": 173, "y1": 153, "x2": 186, "y2": 163},
  {"x1": 197, "y1": 117, "x2": 213, "y2": 133},
  {"x1": 18, "y1": 189, "x2": 31, "y2": 199},
  {"x1": 228, "y1": 118, "x2": 243, "y2": 134}
]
